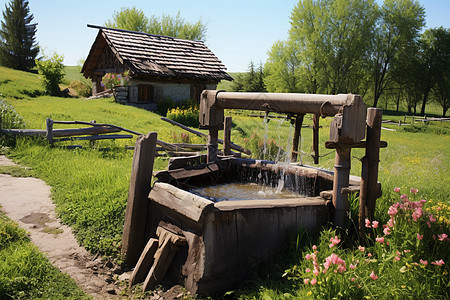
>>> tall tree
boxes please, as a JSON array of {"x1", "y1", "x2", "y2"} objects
[
  {"x1": 369, "y1": 0, "x2": 425, "y2": 107},
  {"x1": 0, "y1": 0, "x2": 39, "y2": 71},
  {"x1": 105, "y1": 8, "x2": 207, "y2": 42},
  {"x1": 289, "y1": 0, "x2": 378, "y2": 95}
]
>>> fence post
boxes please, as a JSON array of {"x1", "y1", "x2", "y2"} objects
[
  {"x1": 291, "y1": 114, "x2": 305, "y2": 162},
  {"x1": 122, "y1": 132, "x2": 158, "y2": 266},
  {"x1": 312, "y1": 114, "x2": 320, "y2": 164},
  {"x1": 46, "y1": 118, "x2": 53, "y2": 144}
]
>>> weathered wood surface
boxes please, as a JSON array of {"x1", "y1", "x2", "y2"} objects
[
  {"x1": 291, "y1": 114, "x2": 304, "y2": 162},
  {"x1": 54, "y1": 134, "x2": 133, "y2": 142},
  {"x1": 312, "y1": 114, "x2": 320, "y2": 164},
  {"x1": 148, "y1": 182, "x2": 214, "y2": 223},
  {"x1": 129, "y1": 238, "x2": 158, "y2": 286},
  {"x1": 223, "y1": 116, "x2": 232, "y2": 156},
  {"x1": 161, "y1": 117, "x2": 251, "y2": 155},
  {"x1": 122, "y1": 132, "x2": 158, "y2": 266},
  {"x1": 1, "y1": 126, "x2": 122, "y2": 137},
  {"x1": 325, "y1": 140, "x2": 387, "y2": 149}
]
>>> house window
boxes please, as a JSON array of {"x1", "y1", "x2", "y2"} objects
[{"x1": 138, "y1": 85, "x2": 154, "y2": 102}]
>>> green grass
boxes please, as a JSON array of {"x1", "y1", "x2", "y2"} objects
[
  {"x1": 217, "y1": 72, "x2": 241, "y2": 91},
  {"x1": 1, "y1": 66, "x2": 448, "y2": 298},
  {"x1": 0, "y1": 211, "x2": 89, "y2": 299},
  {"x1": 63, "y1": 65, "x2": 85, "y2": 84}
]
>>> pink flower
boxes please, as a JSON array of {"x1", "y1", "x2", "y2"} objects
[
  {"x1": 304, "y1": 278, "x2": 310, "y2": 285},
  {"x1": 420, "y1": 259, "x2": 428, "y2": 266},
  {"x1": 305, "y1": 268, "x2": 311, "y2": 273},
  {"x1": 369, "y1": 271, "x2": 378, "y2": 280},
  {"x1": 313, "y1": 268, "x2": 319, "y2": 276},
  {"x1": 311, "y1": 278, "x2": 317, "y2": 285},
  {"x1": 436, "y1": 206, "x2": 441, "y2": 211},
  {"x1": 394, "y1": 256, "x2": 400, "y2": 261},
  {"x1": 305, "y1": 254, "x2": 311, "y2": 260},
  {"x1": 312, "y1": 245, "x2": 317, "y2": 250},
  {"x1": 412, "y1": 208, "x2": 422, "y2": 222},
  {"x1": 358, "y1": 246, "x2": 365, "y2": 252},
  {"x1": 367, "y1": 253, "x2": 373, "y2": 257},
  {"x1": 376, "y1": 236, "x2": 385, "y2": 243},
  {"x1": 429, "y1": 215, "x2": 437, "y2": 222},
  {"x1": 372, "y1": 221, "x2": 379, "y2": 228},
  {"x1": 383, "y1": 226, "x2": 391, "y2": 235},
  {"x1": 394, "y1": 187, "x2": 400, "y2": 192},
  {"x1": 351, "y1": 277, "x2": 356, "y2": 282},
  {"x1": 431, "y1": 259, "x2": 445, "y2": 266},
  {"x1": 401, "y1": 194, "x2": 408, "y2": 201},
  {"x1": 365, "y1": 218, "x2": 372, "y2": 228},
  {"x1": 350, "y1": 264, "x2": 356, "y2": 269},
  {"x1": 410, "y1": 188, "x2": 418, "y2": 194},
  {"x1": 329, "y1": 236, "x2": 341, "y2": 248},
  {"x1": 437, "y1": 234, "x2": 448, "y2": 241},
  {"x1": 417, "y1": 233, "x2": 423, "y2": 240},
  {"x1": 388, "y1": 203, "x2": 399, "y2": 217}
]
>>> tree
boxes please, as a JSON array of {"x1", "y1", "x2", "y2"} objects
[
  {"x1": 289, "y1": 0, "x2": 378, "y2": 95},
  {"x1": 231, "y1": 61, "x2": 266, "y2": 92},
  {"x1": 35, "y1": 51, "x2": 65, "y2": 96},
  {"x1": 105, "y1": 8, "x2": 207, "y2": 41},
  {"x1": 369, "y1": 0, "x2": 425, "y2": 107},
  {"x1": 0, "y1": 0, "x2": 39, "y2": 71}
]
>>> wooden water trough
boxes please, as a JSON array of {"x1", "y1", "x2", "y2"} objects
[{"x1": 121, "y1": 91, "x2": 386, "y2": 295}]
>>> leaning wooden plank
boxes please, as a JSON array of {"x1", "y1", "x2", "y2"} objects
[
  {"x1": 1, "y1": 126, "x2": 122, "y2": 137},
  {"x1": 129, "y1": 238, "x2": 158, "y2": 286},
  {"x1": 161, "y1": 117, "x2": 251, "y2": 155},
  {"x1": 54, "y1": 134, "x2": 133, "y2": 142},
  {"x1": 122, "y1": 132, "x2": 158, "y2": 266},
  {"x1": 148, "y1": 182, "x2": 214, "y2": 223}
]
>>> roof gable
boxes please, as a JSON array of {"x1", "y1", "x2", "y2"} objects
[{"x1": 82, "y1": 25, "x2": 233, "y2": 82}]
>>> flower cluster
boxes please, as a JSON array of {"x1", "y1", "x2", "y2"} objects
[{"x1": 101, "y1": 71, "x2": 130, "y2": 90}]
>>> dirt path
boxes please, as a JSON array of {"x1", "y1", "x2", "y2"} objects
[{"x1": 0, "y1": 155, "x2": 127, "y2": 299}]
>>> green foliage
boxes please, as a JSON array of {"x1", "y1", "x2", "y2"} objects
[
  {"x1": 166, "y1": 107, "x2": 199, "y2": 128},
  {"x1": 101, "y1": 71, "x2": 129, "y2": 89},
  {"x1": 68, "y1": 80, "x2": 92, "y2": 98},
  {"x1": 0, "y1": 99, "x2": 25, "y2": 146},
  {"x1": 35, "y1": 51, "x2": 65, "y2": 96},
  {"x1": 0, "y1": 0, "x2": 39, "y2": 71},
  {"x1": 231, "y1": 61, "x2": 266, "y2": 92},
  {"x1": 156, "y1": 96, "x2": 176, "y2": 116},
  {"x1": 105, "y1": 7, "x2": 207, "y2": 41},
  {"x1": 0, "y1": 214, "x2": 88, "y2": 298}
]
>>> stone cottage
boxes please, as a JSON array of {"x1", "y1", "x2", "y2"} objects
[{"x1": 81, "y1": 25, "x2": 232, "y2": 108}]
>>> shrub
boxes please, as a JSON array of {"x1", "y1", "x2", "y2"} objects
[
  {"x1": 35, "y1": 51, "x2": 65, "y2": 96},
  {"x1": 101, "y1": 71, "x2": 129, "y2": 90},
  {"x1": 166, "y1": 107, "x2": 199, "y2": 128},
  {"x1": 69, "y1": 80, "x2": 92, "y2": 98},
  {"x1": 0, "y1": 99, "x2": 25, "y2": 146}
]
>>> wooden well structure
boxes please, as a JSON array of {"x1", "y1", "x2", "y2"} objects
[{"x1": 121, "y1": 91, "x2": 384, "y2": 295}]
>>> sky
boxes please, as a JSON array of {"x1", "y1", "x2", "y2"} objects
[{"x1": 1, "y1": 0, "x2": 449, "y2": 72}]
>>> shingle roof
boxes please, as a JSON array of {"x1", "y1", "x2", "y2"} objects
[{"x1": 82, "y1": 25, "x2": 233, "y2": 82}]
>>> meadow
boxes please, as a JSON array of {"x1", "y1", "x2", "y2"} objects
[{"x1": 0, "y1": 66, "x2": 448, "y2": 298}]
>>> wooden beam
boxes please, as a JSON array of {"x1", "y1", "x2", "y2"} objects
[
  {"x1": 223, "y1": 116, "x2": 232, "y2": 155},
  {"x1": 325, "y1": 140, "x2": 387, "y2": 149},
  {"x1": 121, "y1": 132, "x2": 158, "y2": 266}
]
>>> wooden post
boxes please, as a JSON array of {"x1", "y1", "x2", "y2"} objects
[
  {"x1": 223, "y1": 116, "x2": 232, "y2": 156},
  {"x1": 359, "y1": 156, "x2": 368, "y2": 240},
  {"x1": 207, "y1": 128, "x2": 219, "y2": 163},
  {"x1": 122, "y1": 132, "x2": 158, "y2": 266},
  {"x1": 46, "y1": 118, "x2": 53, "y2": 145},
  {"x1": 291, "y1": 114, "x2": 304, "y2": 162},
  {"x1": 364, "y1": 108, "x2": 382, "y2": 220},
  {"x1": 332, "y1": 146, "x2": 351, "y2": 228},
  {"x1": 312, "y1": 114, "x2": 320, "y2": 164}
]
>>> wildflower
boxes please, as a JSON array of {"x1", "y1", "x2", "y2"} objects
[
  {"x1": 311, "y1": 278, "x2": 317, "y2": 285},
  {"x1": 367, "y1": 253, "x2": 373, "y2": 257},
  {"x1": 305, "y1": 254, "x2": 311, "y2": 260},
  {"x1": 394, "y1": 256, "x2": 400, "y2": 261},
  {"x1": 313, "y1": 268, "x2": 319, "y2": 276},
  {"x1": 383, "y1": 226, "x2": 391, "y2": 235},
  {"x1": 329, "y1": 236, "x2": 341, "y2": 248},
  {"x1": 401, "y1": 194, "x2": 408, "y2": 201},
  {"x1": 417, "y1": 233, "x2": 423, "y2": 240},
  {"x1": 394, "y1": 187, "x2": 400, "y2": 192},
  {"x1": 437, "y1": 234, "x2": 448, "y2": 241},
  {"x1": 420, "y1": 259, "x2": 428, "y2": 266},
  {"x1": 370, "y1": 271, "x2": 378, "y2": 280},
  {"x1": 350, "y1": 264, "x2": 357, "y2": 269},
  {"x1": 388, "y1": 203, "x2": 399, "y2": 217},
  {"x1": 358, "y1": 246, "x2": 365, "y2": 252},
  {"x1": 312, "y1": 245, "x2": 317, "y2": 250},
  {"x1": 412, "y1": 208, "x2": 422, "y2": 222},
  {"x1": 305, "y1": 268, "x2": 311, "y2": 273},
  {"x1": 429, "y1": 215, "x2": 437, "y2": 222},
  {"x1": 372, "y1": 220, "x2": 379, "y2": 228},
  {"x1": 410, "y1": 188, "x2": 418, "y2": 194},
  {"x1": 351, "y1": 277, "x2": 356, "y2": 282},
  {"x1": 431, "y1": 259, "x2": 445, "y2": 266},
  {"x1": 376, "y1": 236, "x2": 385, "y2": 243},
  {"x1": 365, "y1": 218, "x2": 372, "y2": 228},
  {"x1": 304, "y1": 278, "x2": 310, "y2": 285}
]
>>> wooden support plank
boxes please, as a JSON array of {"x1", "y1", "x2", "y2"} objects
[
  {"x1": 223, "y1": 116, "x2": 232, "y2": 156},
  {"x1": 325, "y1": 140, "x2": 387, "y2": 149},
  {"x1": 54, "y1": 134, "x2": 133, "y2": 142},
  {"x1": 121, "y1": 132, "x2": 158, "y2": 266},
  {"x1": 291, "y1": 114, "x2": 304, "y2": 163},
  {"x1": 312, "y1": 114, "x2": 320, "y2": 164},
  {"x1": 130, "y1": 238, "x2": 158, "y2": 286},
  {"x1": 46, "y1": 118, "x2": 53, "y2": 144}
]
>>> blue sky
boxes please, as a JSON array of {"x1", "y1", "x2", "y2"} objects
[{"x1": 1, "y1": 0, "x2": 449, "y2": 72}]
